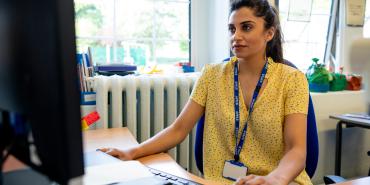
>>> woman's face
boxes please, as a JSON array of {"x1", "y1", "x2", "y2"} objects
[{"x1": 228, "y1": 7, "x2": 274, "y2": 60}]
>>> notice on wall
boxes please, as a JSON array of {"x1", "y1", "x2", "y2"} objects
[
  {"x1": 346, "y1": 0, "x2": 366, "y2": 26},
  {"x1": 287, "y1": 0, "x2": 313, "y2": 22}
]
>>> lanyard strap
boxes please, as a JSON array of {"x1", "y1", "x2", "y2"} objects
[{"x1": 233, "y1": 60, "x2": 268, "y2": 161}]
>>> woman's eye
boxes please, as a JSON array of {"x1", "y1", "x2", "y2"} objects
[
  {"x1": 242, "y1": 24, "x2": 252, "y2": 31},
  {"x1": 228, "y1": 27, "x2": 236, "y2": 34}
]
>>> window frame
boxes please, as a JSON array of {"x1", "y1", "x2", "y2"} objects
[
  {"x1": 75, "y1": 0, "x2": 191, "y2": 66},
  {"x1": 277, "y1": 0, "x2": 335, "y2": 71}
]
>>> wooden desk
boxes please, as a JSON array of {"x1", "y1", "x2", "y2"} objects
[
  {"x1": 5, "y1": 127, "x2": 369, "y2": 184},
  {"x1": 329, "y1": 114, "x2": 370, "y2": 176},
  {"x1": 83, "y1": 127, "x2": 217, "y2": 185}
]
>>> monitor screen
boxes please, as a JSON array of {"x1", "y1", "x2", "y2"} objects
[{"x1": 0, "y1": 0, "x2": 84, "y2": 184}]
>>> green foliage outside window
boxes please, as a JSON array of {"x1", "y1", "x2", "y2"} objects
[{"x1": 74, "y1": 1, "x2": 189, "y2": 66}]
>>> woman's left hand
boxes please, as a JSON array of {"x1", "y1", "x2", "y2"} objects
[{"x1": 233, "y1": 174, "x2": 286, "y2": 185}]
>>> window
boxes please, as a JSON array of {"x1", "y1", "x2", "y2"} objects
[
  {"x1": 74, "y1": 0, "x2": 190, "y2": 67},
  {"x1": 364, "y1": 0, "x2": 370, "y2": 37},
  {"x1": 278, "y1": 0, "x2": 333, "y2": 71}
]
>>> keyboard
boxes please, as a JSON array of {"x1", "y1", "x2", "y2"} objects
[{"x1": 148, "y1": 167, "x2": 202, "y2": 185}]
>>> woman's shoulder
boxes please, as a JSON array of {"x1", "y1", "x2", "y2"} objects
[
  {"x1": 270, "y1": 62, "x2": 307, "y2": 86},
  {"x1": 202, "y1": 59, "x2": 233, "y2": 74},
  {"x1": 274, "y1": 62, "x2": 305, "y2": 77},
  {"x1": 270, "y1": 62, "x2": 308, "y2": 93}
]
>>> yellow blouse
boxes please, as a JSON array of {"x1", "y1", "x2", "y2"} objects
[{"x1": 190, "y1": 57, "x2": 312, "y2": 185}]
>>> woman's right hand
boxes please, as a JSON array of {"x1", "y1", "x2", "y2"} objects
[{"x1": 98, "y1": 147, "x2": 138, "y2": 161}]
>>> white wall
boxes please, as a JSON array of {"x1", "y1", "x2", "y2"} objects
[
  {"x1": 190, "y1": 0, "x2": 209, "y2": 71},
  {"x1": 336, "y1": 0, "x2": 365, "y2": 73},
  {"x1": 191, "y1": 0, "x2": 229, "y2": 71},
  {"x1": 310, "y1": 91, "x2": 370, "y2": 184},
  {"x1": 208, "y1": 0, "x2": 230, "y2": 63}
]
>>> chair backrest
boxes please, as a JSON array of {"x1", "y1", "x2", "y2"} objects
[{"x1": 194, "y1": 59, "x2": 319, "y2": 178}]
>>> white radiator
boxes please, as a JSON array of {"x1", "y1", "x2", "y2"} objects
[{"x1": 91, "y1": 73, "x2": 200, "y2": 173}]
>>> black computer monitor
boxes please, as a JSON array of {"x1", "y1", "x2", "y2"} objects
[{"x1": 0, "y1": 0, "x2": 84, "y2": 184}]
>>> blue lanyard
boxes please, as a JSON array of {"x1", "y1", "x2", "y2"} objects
[{"x1": 233, "y1": 60, "x2": 268, "y2": 161}]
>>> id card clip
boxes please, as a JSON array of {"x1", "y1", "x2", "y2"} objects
[{"x1": 222, "y1": 160, "x2": 248, "y2": 181}]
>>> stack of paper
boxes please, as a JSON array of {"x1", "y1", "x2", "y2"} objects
[{"x1": 83, "y1": 161, "x2": 154, "y2": 185}]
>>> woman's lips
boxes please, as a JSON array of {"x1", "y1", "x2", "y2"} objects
[{"x1": 233, "y1": 44, "x2": 246, "y2": 51}]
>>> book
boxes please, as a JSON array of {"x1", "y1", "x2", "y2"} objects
[
  {"x1": 81, "y1": 92, "x2": 96, "y2": 105},
  {"x1": 95, "y1": 64, "x2": 137, "y2": 72}
]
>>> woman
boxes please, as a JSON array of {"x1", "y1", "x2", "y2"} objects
[{"x1": 100, "y1": 0, "x2": 311, "y2": 184}]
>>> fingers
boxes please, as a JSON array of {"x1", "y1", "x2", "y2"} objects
[
  {"x1": 234, "y1": 178, "x2": 246, "y2": 185},
  {"x1": 97, "y1": 148, "x2": 108, "y2": 152},
  {"x1": 97, "y1": 148, "x2": 121, "y2": 158},
  {"x1": 245, "y1": 176, "x2": 265, "y2": 185},
  {"x1": 234, "y1": 175, "x2": 255, "y2": 185},
  {"x1": 234, "y1": 175, "x2": 267, "y2": 185},
  {"x1": 97, "y1": 147, "x2": 115, "y2": 154},
  {"x1": 105, "y1": 148, "x2": 119, "y2": 156},
  {"x1": 243, "y1": 175, "x2": 256, "y2": 182}
]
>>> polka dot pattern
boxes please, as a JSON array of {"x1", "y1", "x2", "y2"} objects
[{"x1": 190, "y1": 57, "x2": 312, "y2": 185}]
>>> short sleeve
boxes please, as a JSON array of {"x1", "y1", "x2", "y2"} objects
[
  {"x1": 284, "y1": 71, "x2": 309, "y2": 115},
  {"x1": 190, "y1": 65, "x2": 210, "y2": 107}
]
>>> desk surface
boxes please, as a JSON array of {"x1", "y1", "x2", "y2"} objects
[
  {"x1": 83, "y1": 127, "x2": 217, "y2": 185},
  {"x1": 84, "y1": 127, "x2": 370, "y2": 185},
  {"x1": 329, "y1": 114, "x2": 370, "y2": 127},
  {"x1": 3, "y1": 127, "x2": 369, "y2": 185},
  {"x1": 336, "y1": 177, "x2": 370, "y2": 185}
]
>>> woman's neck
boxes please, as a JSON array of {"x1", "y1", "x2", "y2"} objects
[{"x1": 237, "y1": 55, "x2": 266, "y2": 77}]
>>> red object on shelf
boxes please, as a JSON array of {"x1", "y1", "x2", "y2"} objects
[
  {"x1": 346, "y1": 75, "x2": 362, "y2": 90},
  {"x1": 81, "y1": 111, "x2": 100, "y2": 130}
]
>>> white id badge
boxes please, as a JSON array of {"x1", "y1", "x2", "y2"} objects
[{"x1": 222, "y1": 160, "x2": 248, "y2": 181}]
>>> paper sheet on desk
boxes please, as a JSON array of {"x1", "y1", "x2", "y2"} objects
[
  {"x1": 342, "y1": 113, "x2": 370, "y2": 120},
  {"x1": 84, "y1": 161, "x2": 154, "y2": 185}
]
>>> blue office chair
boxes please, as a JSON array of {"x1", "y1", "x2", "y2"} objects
[{"x1": 194, "y1": 59, "x2": 319, "y2": 178}]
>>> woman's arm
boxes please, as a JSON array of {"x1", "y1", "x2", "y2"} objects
[
  {"x1": 267, "y1": 113, "x2": 307, "y2": 184},
  {"x1": 235, "y1": 113, "x2": 307, "y2": 185},
  {"x1": 100, "y1": 99, "x2": 205, "y2": 160}
]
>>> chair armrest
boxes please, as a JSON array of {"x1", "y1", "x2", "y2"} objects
[{"x1": 323, "y1": 175, "x2": 347, "y2": 184}]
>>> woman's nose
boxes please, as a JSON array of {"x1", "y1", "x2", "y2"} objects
[{"x1": 232, "y1": 29, "x2": 242, "y2": 41}]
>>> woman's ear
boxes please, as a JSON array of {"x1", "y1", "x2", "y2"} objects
[{"x1": 265, "y1": 27, "x2": 275, "y2": 42}]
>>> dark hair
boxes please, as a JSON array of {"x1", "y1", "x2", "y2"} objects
[{"x1": 230, "y1": 0, "x2": 284, "y2": 63}]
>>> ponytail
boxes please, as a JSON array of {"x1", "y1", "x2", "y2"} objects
[{"x1": 266, "y1": 7, "x2": 283, "y2": 63}]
